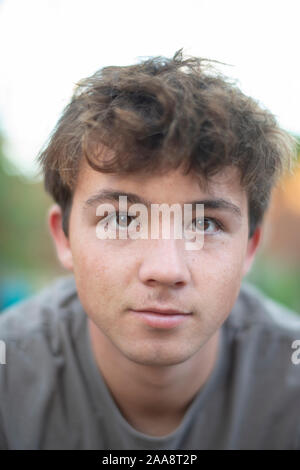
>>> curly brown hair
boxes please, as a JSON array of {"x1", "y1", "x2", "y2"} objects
[{"x1": 37, "y1": 50, "x2": 296, "y2": 238}]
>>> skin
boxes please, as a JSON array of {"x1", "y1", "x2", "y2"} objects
[{"x1": 48, "y1": 159, "x2": 262, "y2": 436}]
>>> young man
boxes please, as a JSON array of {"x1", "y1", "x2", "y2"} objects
[{"x1": 0, "y1": 51, "x2": 300, "y2": 450}]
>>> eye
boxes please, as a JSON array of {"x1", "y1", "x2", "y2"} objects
[
  {"x1": 190, "y1": 217, "x2": 223, "y2": 234},
  {"x1": 102, "y1": 212, "x2": 139, "y2": 231},
  {"x1": 115, "y1": 213, "x2": 136, "y2": 228}
]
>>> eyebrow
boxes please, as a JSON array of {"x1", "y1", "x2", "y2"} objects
[{"x1": 83, "y1": 189, "x2": 242, "y2": 218}]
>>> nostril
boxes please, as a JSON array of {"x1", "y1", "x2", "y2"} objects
[{"x1": 145, "y1": 278, "x2": 187, "y2": 288}]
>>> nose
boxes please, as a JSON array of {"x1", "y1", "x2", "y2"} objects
[{"x1": 138, "y1": 239, "x2": 191, "y2": 288}]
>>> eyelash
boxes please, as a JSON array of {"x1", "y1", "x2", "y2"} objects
[{"x1": 98, "y1": 212, "x2": 224, "y2": 234}]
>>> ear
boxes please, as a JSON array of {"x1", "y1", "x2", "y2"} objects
[
  {"x1": 242, "y1": 226, "x2": 262, "y2": 277},
  {"x1": 48, "y1": 204, "x2": 73, "y2": 271}
]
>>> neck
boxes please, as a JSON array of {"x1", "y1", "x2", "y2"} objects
[{"x1": 88, "y1": 319, "x2": 221, "y2": 436}]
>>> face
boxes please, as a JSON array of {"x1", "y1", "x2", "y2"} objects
[{"x1": 49, "y1": 160, "x2": 261, "y2": 367}]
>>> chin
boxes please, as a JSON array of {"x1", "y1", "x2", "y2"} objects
[{"x1": 120, "y1": 343, "x2": 197, "y2": 367}]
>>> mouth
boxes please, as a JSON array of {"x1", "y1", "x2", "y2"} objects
[
  {"x1": 135, "y1": 307, "x2": 190, "y2": 315},
  {"x1": 130, "y1": 307, "x2": 192, "y2": 329}
]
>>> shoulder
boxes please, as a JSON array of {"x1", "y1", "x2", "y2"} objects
[
  {"x1": 226, "y1": 281, "x2": 300, "y2": 374},
  {"x1": 0, "y1": 275, "x2": 86, "y2": 449},
  {"x1": 0, "y1": 275, "x2": 85, "y2": 352},
  {"x1": 227, "y1": 282, "x2": 300, "y2": 418},
  {"x1": 225, "y1": 280, "x2": 300, "y2": 387},
  {"x1": 224, "y1": 282, "x2": 300, "y2": 448},
  {"x1": 228, "y1": 280, "x2": 300, "y2": 336}
]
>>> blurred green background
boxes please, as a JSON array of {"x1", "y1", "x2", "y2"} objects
[
  {"x1": 0, "y1": 130, "x2": 300, "y2": 314},
  {"x1": 0, "y1": 132, "x2": 66, "y2": 309}
]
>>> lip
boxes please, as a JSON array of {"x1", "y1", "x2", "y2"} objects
[
  {"x1": 130, "y1": 308, "x2": 192, "y2": 329},
  {"x1": 133, "y1": 307, "x2": 191, "y2": 315}
]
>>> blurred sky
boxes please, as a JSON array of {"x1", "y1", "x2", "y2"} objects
[{"x1": 0, "y1": 0, "x2": 299, "y2": 178}]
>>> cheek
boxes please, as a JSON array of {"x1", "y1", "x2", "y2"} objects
[
  {"x1": 71, "y1": 253, "x2": 119, "y2": 334},
  {"x1": 190, "y1": 241, "x2": 247, "y2": 317},
  {"x1": 70, "y1": 235, "x2": 130, "y2": 310},
  {"x1": 67, "y1": 216, "x2": 126, "y2": 319},
  {"x1": 73, "y1": 249, "x2": 115, "y2": 292}
]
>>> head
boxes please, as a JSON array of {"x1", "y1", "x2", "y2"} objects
[{"x1": 39, "y1": 50, "x2": 295, "y2": 366}]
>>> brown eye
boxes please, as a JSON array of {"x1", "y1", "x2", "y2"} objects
[{"x1": 191, "y1": 217, "x2": 222, "y2": 234}]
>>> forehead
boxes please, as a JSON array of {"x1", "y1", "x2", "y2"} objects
[{"x1": 74, "y1": 158, "x2": 246, "y2": 210}]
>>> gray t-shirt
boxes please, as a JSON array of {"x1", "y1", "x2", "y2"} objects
[{"x1": 0, "y1": 275, "x2": 300, "y2": 450}]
